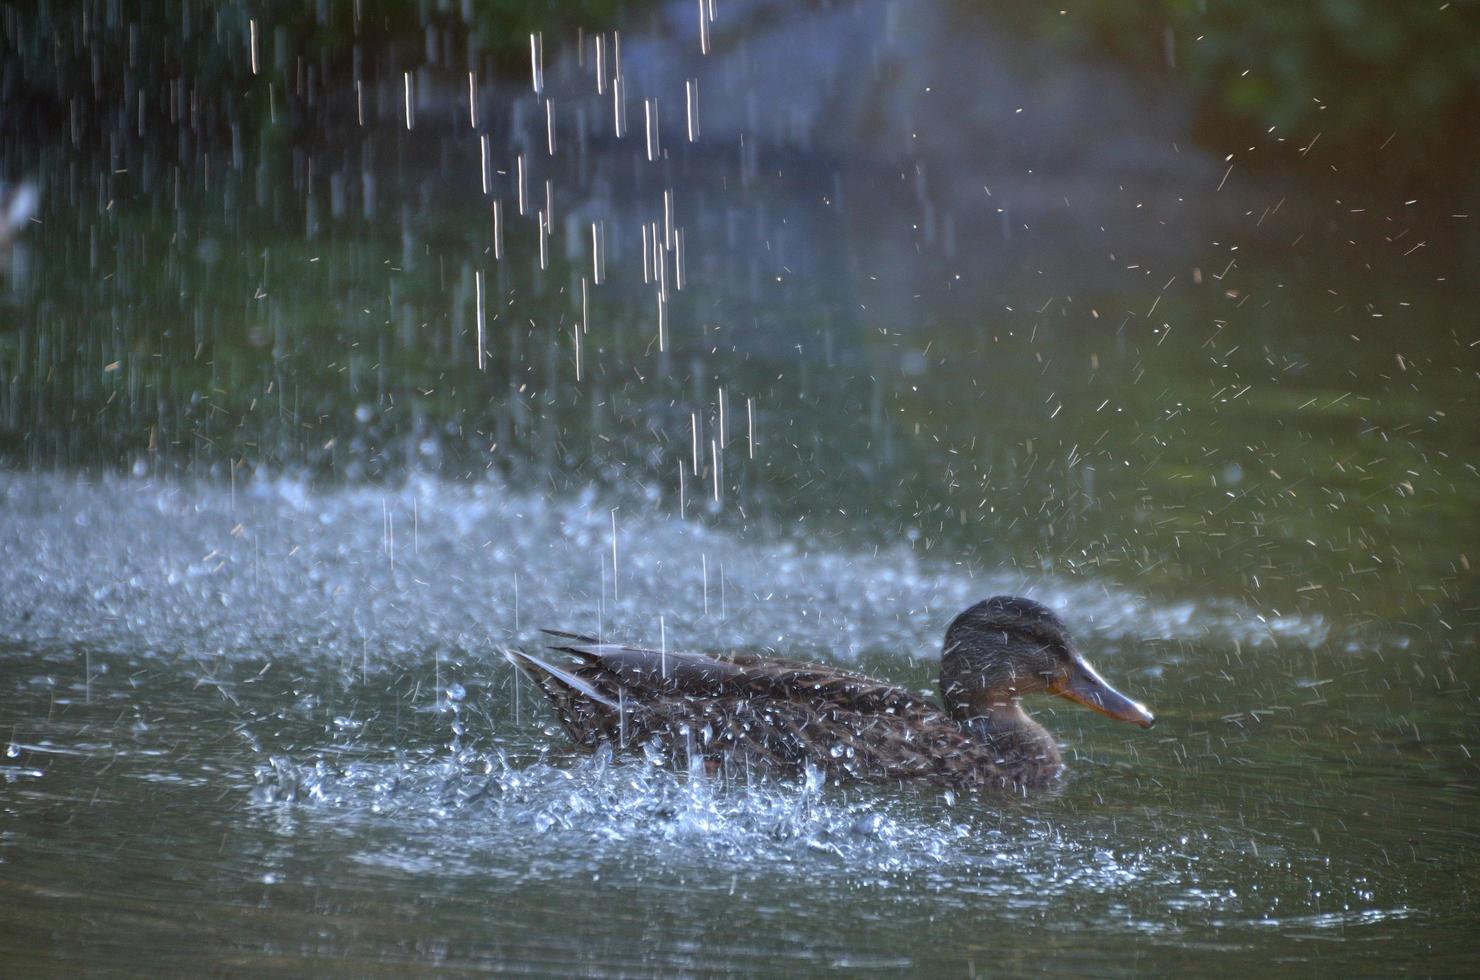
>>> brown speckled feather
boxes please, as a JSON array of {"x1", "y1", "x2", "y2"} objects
[{"x1": 507, "y1": 629, "x2": 1060, "y2": 789}]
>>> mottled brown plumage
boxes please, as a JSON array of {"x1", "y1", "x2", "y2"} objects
[{"x1": 506, "y1": 595, "x2": 1154, "y2": 790}]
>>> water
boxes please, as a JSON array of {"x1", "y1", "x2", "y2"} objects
[
  {"x1": 1, "y1": 473, "x2": 1473, "y2": 972},
  {"x1": 2, "y1": 0, "x2": 1478, "y2": 973}
]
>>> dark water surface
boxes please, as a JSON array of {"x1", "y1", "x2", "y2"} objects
[{"x1": 2, "y1": 0, "x2": 1478, "y2": 973}]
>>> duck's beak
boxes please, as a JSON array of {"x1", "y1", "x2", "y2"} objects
[{"x1": 1051, "y1": 656, "x2": 1155, "y2": 728}]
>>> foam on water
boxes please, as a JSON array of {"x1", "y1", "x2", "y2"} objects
[
  {"x1": 238, "y1": 729, "x2": 1400, "y2": 934},
  {"x1": 0, "y1": 471, "x2": 1327, "y2": 671},
  {"x1": 244, "y1": 733, "x2": 1221, "y2": 905},
  {"x1": 251, "y1": 745, "x2": 972, "y2": 876}
]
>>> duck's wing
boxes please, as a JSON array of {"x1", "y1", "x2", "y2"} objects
[
  {"x1": 538, "y1": 628, "x2": 934, "y2": 716},
  {"x1": 540, "y1": 628, "x2": 745, "y2": 688}
]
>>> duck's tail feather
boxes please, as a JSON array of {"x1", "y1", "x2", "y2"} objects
[
  {"x1": 505, "y1": 647, "x2": 624, "y2": 747},
  {"x1": 503, "y1": 648, "x2": 618, "y2": 708}
]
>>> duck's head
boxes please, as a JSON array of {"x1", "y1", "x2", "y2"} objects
[{"x1": 940, "y1": 595, "x2": 1154, "y2": 728}]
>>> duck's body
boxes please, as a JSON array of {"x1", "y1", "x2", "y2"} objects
[
  {"x1": 512, "y1": 635, "x2": 1059, "y2": 788},
  {"x1": 508, "y1": 596, "x2": 1154, "y2": 790}
]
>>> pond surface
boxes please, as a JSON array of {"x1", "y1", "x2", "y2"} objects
[
  {"x1": 0, "y1": 474, "x2": 1474, "y2": 973},
  {"x1": 1, "y1": 0, "x2": 1477, "y2": 973}
]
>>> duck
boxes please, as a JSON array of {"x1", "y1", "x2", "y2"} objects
[{"x1": 506, "y1": 595, "x2": 1154, "y2": 789}]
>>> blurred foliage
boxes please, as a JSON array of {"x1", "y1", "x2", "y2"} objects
[{"x1": 1006, "y1": 0, "x2": 1480, "y2": 177}]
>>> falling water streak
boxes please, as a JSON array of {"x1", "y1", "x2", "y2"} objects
[
  {"x1": 529, "y1": 33, "x2": 543, "y2": 95},
  {"x1": 492, "y1": 200, "x2": 504, "y2": 260},
  {"x1": 249, "y1": 19, "x2": 259, "y2": 74},
  {"x1": 383, "y1": 503, "x2": 395, "y2": 575},
  {"x1": 711, "y1": 438, "x2": 721, "y2": 504},
  {"x1": 612, "y1": 76, "x2": 625, "y2": 139},
  {"x1": 573, "y1": 323, "x2": 582, "y2": 382},
  {"x1": 516, "y1": 155, "x2": 527, "y2": 215},
  {"x1": 594, "y1": 34, "x2": 606, "y2": 95},
  {"x1": 678, "y1": 460, "x2": 687, "y2": 518},
  {"x1": 479, "y1": 134, "x2": 490, "y2": 195},
  {"x1": 467, "y1": 71, "x2": 477, "y2": 128},
  {"x1": 747, "y1": 397, "x2": 756, "y2": 459},
  {"x1": 610, "y1": 509, "x2": 619, "y2": 601},
  {"x1": 355, "y1": 79, "x2": 364, "y2": 126},
  {"x1": 591, "y1": 221, "x2": 604, "y2": 284},
  {"x1": 657, "y1": 223, "x2": 669, "y2": 301},
  {"x1": 641, "y1": 223, "x2": 651, "y2": 284},
  {"x1": 581, "y1": 277, "x2": 589, "y2": 333},
  {"x1": 538, "y1": 209, "x2": 548, "y2": 270},
  {"x1": 691, "y1": 413, "x2": 701, "y2": 475},
  {"x1": 403, "y1": 72, "x2": 413, "y2": 130},
  {"x1": 702, "y1": 554, "x2": 710, "y2": 618},
  {"x1": 663, "y1": 189, "x2": 674, "y2": 251},
  {"x1": 675, "y1": 228, "x2": 686, "y2": 291},
  {"x1": 644, "y1": 99, "x2": 660, "y2": 162},
  {"x1": 718, "y1": 386, "x2": 727, "y2": 449},
  {"x1": 475, "y1": 271, "x2": 486, "y2": 371},
  {"x1": 660, "y1": 615, "x2": 668, "y2": 678},
  {"x1": 655, "y1": 220, "x2": 664, "y2": 287},
  {"x1": 685, "y1": 78, "x2": 700, "y2": 141},
  {"x1": 545, "y1": 99, "x2": 556, "y2": 155},
  {"x1": 698, "y1": 0, "x2": 711, "y2": 54}
]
